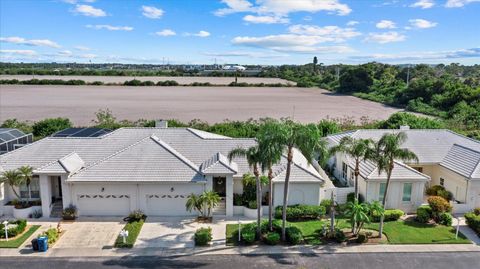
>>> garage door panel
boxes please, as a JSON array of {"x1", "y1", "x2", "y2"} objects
[
  {"x1": 77, "y1": 194, "x2": 130, "y2": 216},
  {"x1": 143, "y1": 184, "x2": 204, "y2": 216}
]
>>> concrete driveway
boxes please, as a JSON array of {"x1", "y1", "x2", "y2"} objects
[
  {"x1": 54, "y1": 217, "x2": 124, "y2": 249},
  {"x1": 135, "y1": 217, "x2": 242, "y2": 249}
]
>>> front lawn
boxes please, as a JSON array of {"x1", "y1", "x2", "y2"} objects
[
  {"x1": 114, "y1": 220, "x2": 144, "y2": 248},
  {"x1": 0, "y1": 225, "x2": 41, "y2": 248},
  {"x1": 226, "y1": 219, "x2": 470, "y2": 246}
]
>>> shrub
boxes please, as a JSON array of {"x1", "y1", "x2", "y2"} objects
[
  {"x1": 264, "y1": 232, "x2": 280, "y2": 245},
  {"x1": 426, "y1": 185, "x2": 445, "y2": 196},
  {"x1": 465, "y1": 212, "x2": 480, "y2": 235},
  {"x1": 274, "y1": 204, "x2": 326, "y2": 221},
  {"x1": 335, "y1": 229, "x2": 347, "y2": 243},
  {"x1": 437, "y1": 189, "x2": 454, "y2": 202},
  {"x1": 233, "y1": 193, "x2": 243, "y2": 206},
  {"x1": 285, "y1": 226, "x2": 303, "y2": 245},
  {"x1": 474, "y1": 208, "x2": 480, "y2": 216},
  {"x1": 127, "y1": 210, "x2": 146, "y2": 223},
  {"x1": 260, "y1": 219, "x2": 282, "y2": 233},
  {"x1": 0, "y1": 219, "x2": 27, "y2": 238},
  {"x1": 194, "y1": 227, "x2": 212, "y2": 246},
  {"x1": 356, "y1": 233, "x2": 368, "y2": 244},
  {"x1": 372, "y1": 209, "x2": 404, "y2": 222},
  {"x1": 438, "y1": 212, "x2": 453, "y2": 226},
  {"x1": 40, "y1": 228, "x2": 59, "y2": 244},
  {"x1": 62, "y1": 204, "x2": 77, "y2": 220},
  {"x1": 247, "y1": 200, "x2": 257, "y2": 209},
  {"x1": 320, "y1": 199, "x2": 333, "y2": 214},
  {"x1": 32, "y1": 118, "x2": 72, "y2": 137},
  {"x1": 416, "y1": 205, "x2": 432, "y2": 223},
  {"x1": 347, "y1": 192, "x2": 364, "y2": 203},
  {"x1": 241, "y1": 223, "x2": 257, "y2": 243},
  {"x1": 427, "y1": 196, "x2": 452, "y2": 215}
]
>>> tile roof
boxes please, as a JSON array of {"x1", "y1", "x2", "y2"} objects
[
  {"x1": 327, "y1": 129, "x2": 480, "y2": 180},
  {"x1": 440, "y1": 144, "x2": 480, "y2": 179},
  {"x1": 200, "y1": 153, "x2": 238, "y2": 174}
]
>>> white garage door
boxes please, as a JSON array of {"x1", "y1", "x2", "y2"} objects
[
  {"x1": 77, "y1": 194, "x2": 130, "y2": 216},
  {"x1": 146, "y1": 194, "x2": 196, "y2": 216}
]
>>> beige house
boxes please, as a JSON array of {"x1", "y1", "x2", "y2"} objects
[{"x1": 327, "y1": 128, "x2": 480, "y2": 213}]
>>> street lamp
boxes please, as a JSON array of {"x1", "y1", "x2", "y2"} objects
[{"x1": 2, "y1": 221, "x2": 8, "y2": 241}]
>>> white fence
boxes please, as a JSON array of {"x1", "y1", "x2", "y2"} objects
[
  {"x1": 323, "y1": 187, "x2": 355, "y2": 204},
  {"x1": 452, "y1": 203, "x2": 473, "y2": 214}
]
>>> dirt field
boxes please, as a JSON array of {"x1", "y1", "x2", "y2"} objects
[
  {"x1": 0, "y1": 75, "x2": 294, "y2": 85},
  {"x1": 0, "y1": 85, "x2": 403, "y2": 125}
]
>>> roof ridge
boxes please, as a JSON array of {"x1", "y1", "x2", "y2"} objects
[
  {"x1": 150, "y1": 135, "x2": 201, "y2": 172},
  {"x1": 34, "y1": 151, "x2": 77, "y2": 172},
  {"x1": 393, "y1": 160, "x2": 431, "y2": 179}
]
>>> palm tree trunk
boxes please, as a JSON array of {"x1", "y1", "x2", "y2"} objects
[
  {"x1": 354, "y1": 160, "x2": 360, "y2": 200},
  {"x1": 268, "y1": 167, "x2": 274, "y2": 232},
  {"x1": 281, "y1": 146, "x2": 293, "y2": 241},
  {"x1": 254, "y1": 167, "x2": 262, "y2": 239},
  {"x1": 379, "y1": 163, "x2": 393, "y2": 239}
]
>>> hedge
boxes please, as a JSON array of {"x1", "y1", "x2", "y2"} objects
[
  {"x1": 372, "y1": 209, "x2": 404, "y2": 222},
  {"x1": 464, "y1": 212, "x2": 480, "y2": 235},
  {"x1": 416, "y1": 205, "x2": 432, "y2": 223},
  {"x1": 264, "y1": 232, "x2": 280, "y2": 245},
  {"x1": 439, "y1": 212, "x2": 453, "y2": 226},
  {"x1": 274, "y1": 204, "x2": 326, "y2": 221},
  {"x1": 114, "y1": 220, "x2": 144, "y2": 248},
  {"x1": 241, "y1": 223, "x2": 257, "y2": 244},
  {"x1": 194, "y1": 227, "x2": 212, "y2": 246},
  {"x1": 285, "y1": 226, "x2": 303, "y2": 245},
  {"x1": 0, "y1": 219, "x2": 27, "y2": 238}
]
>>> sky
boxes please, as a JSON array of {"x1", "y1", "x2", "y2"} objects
[{"x1": 0, "y1": 0, "x2": 479, "y2": 65}]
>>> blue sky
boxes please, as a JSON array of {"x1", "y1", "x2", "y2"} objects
[{"x1": 1, "y1": 0, "x2": 479, "y2": 65}]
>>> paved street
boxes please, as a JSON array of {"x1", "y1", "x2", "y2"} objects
[{"x1": 1, "y1": 252, "x2": 479, "y2": 269}]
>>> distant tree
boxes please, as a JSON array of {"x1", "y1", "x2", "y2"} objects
[
  {"x1": 313, "y1": 56, "x2": 318, "y2": 73},
  {"x1": 32, "y1": 118, "x2": 72, "y2": 137}
]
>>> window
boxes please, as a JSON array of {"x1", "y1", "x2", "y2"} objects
[
  {"x1": 402, "y1": 183, "x2": 412, "y2": 202},
  {"x1": 19, "y1": 177, "x2": 40, "y2": 199},
  {"x1": 342, "y1": 162, "x2": 348, "y2": 180},
  {"x1": 379, "y1": 183, "x2": 386, "y2": 202},
  {"x1": 440, "y1": 178, "x2": 445, "y2": 186}
]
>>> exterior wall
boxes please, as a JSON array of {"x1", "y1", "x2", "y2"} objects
[
  {"x1": 39, "y1": 174, "x2": 52, "y2": 218},
  {"x1": 225, "y1": 175, "x2": 233, "y2": 216},
  {"x1": 365, "y1": 180, "x2": 425, "y2": 213},
  {"x1": 0, "y1": 183, "x2": 4, "y2": 215},
  {"x1": 233, "y1": 177, "x2": 243, "y2": 194},
  {"x1": 471, "y1": 181, "x2": 480, "y2": 208},
  {"x1": 273, "y1": 182, "x2": 321, "y2": 207}
]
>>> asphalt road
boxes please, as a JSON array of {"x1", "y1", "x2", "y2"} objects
[{"x1": 1, "y1": 252, "x2": 479, "y2": 269}]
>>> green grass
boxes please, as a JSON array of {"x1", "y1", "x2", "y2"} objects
[
  {"x1": 226, "y1": 219, "x2": 471, "y2": 246},
  {"x1": 0, "y1": 225, "x2": 41, "y2": 248},
  {"x1": 114, "y1": 220, "x2": 144, "y2": 248}
]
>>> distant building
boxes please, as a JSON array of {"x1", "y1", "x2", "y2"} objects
[{"x1": 0, "y1": 128, "x2": 33, "y2": 154}]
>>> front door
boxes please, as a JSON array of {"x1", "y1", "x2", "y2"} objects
[
  {"x1": 213, "y1": 177, "x2": 226, "y2": 197},
  {"x1": 57, "y1": 177, "x2": 63, "y2": 198}
]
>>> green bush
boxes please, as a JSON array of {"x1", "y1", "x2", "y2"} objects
[
  {"x1": 274, "y1": 204, "x2": 326, "y2": 221},
  {"x1": 247, "y1": 200, "x2": 257, "y2": 209},
  {"x1": 416, "y1": 205, "x2": 432, "y2": 223},
  {"x1": 372, "y1": 209, "x2": 404, "y2": 222},
  {"x1": 127, "y1": 210, "x2": 146, "y2": 223},
  {"x1": 32, "y1": 118, "x2": 72, "y2": 137},
  {"x1": 427, "y1": 196, "x2": 452, "y2": 215},
  {"x1": 241, "y1": 223, "x2": 257, "y2": 243},
  {"x1": 233, "y1": 193, "x2": 243, "y2": 206},
  {"x1": 438, "y1": 212, "x2": 453, "y2": 226},
  {"x1": 465, "y1": 212, "x2": 480, "y2": 235},
  {"x1": 347, "y1": 192, "x2": 364, "y2": 203},
  {"x1": 260, "y1": 219, "x2": 282, "y2": 233},
  {"x1": 473, "y1": 208, "x2": 480, "y2": 216},
  {"x1": 194, "y1": 227, "x2": 212, "y2": 246},
  {"x1": 426, "y1": 185, "x2": 454, "y2": 201},
  {"x1": 285, "y1": 226, "x2": 303, "y2": 245},
  {"x1": 335, "y1": 229, "x2": 347, "y2": 243},
  {"x1": 0, "y1": 219, "x2": 27, "y2": 238},
  {"x1": 356, "y1": 233, "x2": 368, "y2": 244},
  {"x1": 264, "y1": 232, "x2": 280, "y2": 245},
  {"x1": 40, "y1": 228, "x2": 59, "y2": 244},
  {"x1": 320, "y1": 199, "x2": 333, "y2": 214}
]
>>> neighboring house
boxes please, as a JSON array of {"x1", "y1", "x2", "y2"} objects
[
  {"x1": 326, "y1": 128, "x2": 480, "y2": 213},
  {"x1": 0, "y1": 122, "x2": 330, "y2": 218},
  {"x1": 0, "y1": 128, "x2": 33, "y2": 154}
]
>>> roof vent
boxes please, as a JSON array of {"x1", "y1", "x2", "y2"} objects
[
  {"x1": 400, "y1": 125, "x2": 410, "y2": 130},
  {"x1": 155, "y1": 120, "x2": 168, "y2": 128}
]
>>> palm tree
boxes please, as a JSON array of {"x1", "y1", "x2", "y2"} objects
[
  {"x1": 201, "y1": 190, "x2": 221, "y2": 218},
  {"x1": 18, "y1": 165, "x2": 33, "y2": 187},
  {"x1": 374, "y1": 132, "x2": 418, "y2": 238},
  {"x1": 276, "y1": 121, "x2": 325, "y2": 241},
  {"x1": 186, "y1": 193, "x2": 204, "y2": 217},
  {"x1": 256, "y1": 121, "x2": 284, "y2": 231},
  {"x1": 345, "y1": 200, "x2": 370, "y2": 235},
  {"x1": 329, "y1": 137, "x2": 375, "y2": 200},
  {"x1": 0, "y1": 170, "x2": 25, "y2": 202},
  {"x1": 228, "y1": 146, "x2": 263, "y2": 238}
]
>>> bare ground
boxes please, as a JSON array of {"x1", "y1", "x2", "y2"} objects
[
  {"x1": 0, "y1": 75, "x2": 294, "y2": 85},
  {"x1": 0, "y1": 85, "x2": 404, "y2": 125}
]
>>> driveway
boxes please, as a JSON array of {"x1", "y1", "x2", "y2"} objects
[
  {"x1": 54, "y1": 217, "x2": 124, "y2": 249},
  {"x1": 135, "y1": 217, "x2": 247, "y2": 249}
]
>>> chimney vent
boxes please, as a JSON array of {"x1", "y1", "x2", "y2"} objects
[{"x1": 155, "y1": 120, "x2": 168, "y2": 128}]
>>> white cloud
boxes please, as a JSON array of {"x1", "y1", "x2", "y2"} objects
[
  {"x1": 74, "y1": 45, "x2": 91, "y2": 51},
  {"x1": 155, "y1": 29, "x2": 176, "y2": 36},
  {"x1": 141, "y1": 6, "x2": 164, "y2": 19},
  {"x1": 57, "y1": 50, "x2": 73, "y2": 56},
  {"x1": 364, "y1": 32, "x2": 406, "y2": 44},
  {"x1": 346, "y1": 20, "x2": 359, "y2": 26},
  {"x1": 0, "y1": 36, "x2": 61, "y2": 48},
  {"x1": 0, "y1": 49, "x2": 37, "y2": 56},
  {"x1": 73, "y1": 4, "x2": 106, "y2": 17},
  {"x1": 203, "y1": 50, "x2": 288, "y2": 58},
  {"x1": 86, "y1": 24, "x2": 134, "y2": 31},
  {"x1": 288, "y1": 25, "x2": 361, "y2": 41},
  {"x1": 409, "y1": 19, "x2": 437, "y2": 29},
  {"x1": 376, "y1": 20, "x2": 396, "y2": 29},
  {"x1": 243, "y1": 15, "x2": 289, "y2": 24},
  {"x1": 185, "y1": 30, "x2": 211, "y2": 37},
  {"x1": 62, "y1": 0, "x2": 96, "y2": 4},
  {"x1": 445, "y1": 0, "x2": 480, "y2": 7},
  {"x1": 410, "y1": 0, "x2": 435, "y2": 9},
  {"x1": 79, "y1": 53, "x2": 97, "y2": 59},
  {"x1": 214, "y1": 0, "x2": 255, "y2": 16}
]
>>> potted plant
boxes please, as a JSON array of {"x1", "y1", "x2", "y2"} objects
[{"x1": 62, "y1": 205, "x2": 77, "y2": 220}]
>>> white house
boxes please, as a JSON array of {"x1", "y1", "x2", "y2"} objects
[
  {"x1": 0, "y1": 124, "x2": 331, "y2": 218},
  {"x1": 327, "y1": 128, "x2": 480, "y2": 213}
]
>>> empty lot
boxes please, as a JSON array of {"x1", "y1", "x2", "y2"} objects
[
  {"x1": 0, "y1": 85, "x2": 403, "y2": 125},
  {"x1": 0, "y1": 75, "x2": 294, "y2": 85}
]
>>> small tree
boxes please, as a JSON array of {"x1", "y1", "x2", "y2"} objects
[
  {"x1": 345, "y1": 200, "x2": 370, "y2": 235},
  {"x1": 0, "y1": 170, "x2": 26, "y2": 204},
  {"x1": 313, "y1": 56, "x2": 318, "y2": 73},
  {"x1": 186, "y1": 193, "x2": 204, "y2": 217},
  {"x1": 32, "y1": 118, "x2": 72, "y2": 137},
  {"x1": 18, "y1": 165, "x2": 33, "y2": 188},
  {"x1": 201, "y1": 190, "x2": 221, "y2": 218}
]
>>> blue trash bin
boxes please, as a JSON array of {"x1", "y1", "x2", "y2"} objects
[{"x1": 37, "y1": 236, "x2": 48, "y2": 252}]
